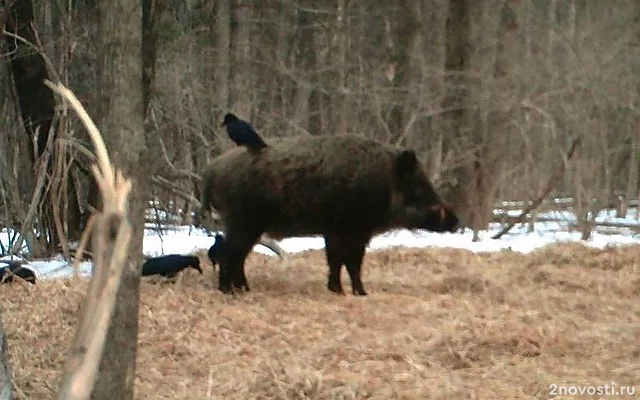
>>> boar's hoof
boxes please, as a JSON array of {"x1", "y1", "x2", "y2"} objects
[
  {"x1": 327, "y1": 280, "x2": 345, "y2": 295},
  {"x1": 352, "y1": 287, "x2": 368, "y2": 296},
  {"x1": 219, "y1": 280, "x2": 235, "y2": 295},
  {"x1": 219, "y1": 286, "x2": 234, "y2": 295},
  {"x1": 233, "y1": 281, "x2": 250, "y2": 292},
  {"x1": 232, "y1": 272, "x2": 250, "y2": 291}
]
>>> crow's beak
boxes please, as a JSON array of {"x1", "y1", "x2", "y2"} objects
[{"x1": 220, "y1": 121, "x2": 227, "y2": 127}]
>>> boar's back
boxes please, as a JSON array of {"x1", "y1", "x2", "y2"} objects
[{"x1": 204, "y1": 135, "x2": 406, "y2": 236}]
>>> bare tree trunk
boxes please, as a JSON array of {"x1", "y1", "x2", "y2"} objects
[
  {"x1": 541, "y1": 0, "x2": 558, "y2": 230},
  {"x1": 615, "y1": 121, "x2": 638, "y2": 218},
  {"x1": 90, "y1": 0, "x2": 147, "y2": 398},
  {"x1": 0, "y1": 313, "x2": 13, "y2": 400},
  {"x1": 228, "y1": 0, "x2": 252, "y2": 117},
  {"x1": 215, "y1": 0, "x2": 230, "y2": 111},
  {"x1": 5, "y1": 0, "x2": 56, "y2": 162},
  {"x1": 388, "y1": 0, "x2": 420, "y2": 141},
  {"x1": 470, "y1": 0, "x2": 516, "y2": 236},
  {"x1": 5, "y1": 0, "x2": 62, "y2": 255},
  {"x1": 633, "y1": 0, "x2": 640, "y2": 215},
  {"x1": 333, "y1": 0, "x2": 349, "y2": 135},
  {"x1": 292, "y1": 2, "x2": 322, "y2": 135},
  {"x1": 522, "y1": 0, "x2": 536, "y2": 233},
  {"x1": 142, "y1": 0, "x2": 164, "y2": 117},
  {"x1": 442, "y1": 0, "x2": 472, "y2": 231},
  {"x1": 420, "y1": 1, "x2": 445, "y2": 181}
]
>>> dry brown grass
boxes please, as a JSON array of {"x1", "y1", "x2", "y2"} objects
[{"x1": 2, "y1": 243, "x2": 640, "y2": 399}]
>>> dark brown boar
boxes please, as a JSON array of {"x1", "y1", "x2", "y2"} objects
[{"x1": 200, "y1": 134, "x2": 459, "y2": 295}]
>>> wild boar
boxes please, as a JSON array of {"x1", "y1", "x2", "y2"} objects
[{"x1": 200, "y1": 134, "x2": 459, "y2": 295}]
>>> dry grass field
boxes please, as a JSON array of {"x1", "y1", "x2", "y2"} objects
[{"x1": 2, "y1": 242, "x2": 640, "y2": 399}]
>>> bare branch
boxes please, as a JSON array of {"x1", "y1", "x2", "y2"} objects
[
  {"x1": 45, "y1": 80, "x2": 134, "y2": 400},
  {"x1": 8, "y1": 124, "x2": 57, "y2": 257},
  {"x1": 157, "y1": 137, "x2": 202, "y2": 181},
  {"x1": 492, "y1": 137, "x2": 582, "y2": 240},
  {"x1": 2, "y1": 29, "x2": 61, "y2": 83},
  {"x1": 151, "y1": 175, "x2": 201, "y2": 206},
  {"x1": 71, "y1": 214, "x2": 96, "y2": 278}
]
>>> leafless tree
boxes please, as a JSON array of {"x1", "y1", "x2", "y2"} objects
[
  {"x1": 1, "y1": 0, "x2": 639, "y2": 255},
  {"x1": 88, "y1": 0, "x2": 148, "y2": 398}
]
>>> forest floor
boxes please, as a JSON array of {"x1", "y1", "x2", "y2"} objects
[{"x1": 2, "y1": 243, "x2": 640, "y2": 399}]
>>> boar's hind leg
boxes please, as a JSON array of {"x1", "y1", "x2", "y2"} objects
[
  {"x1": 324, "y1": 234, "x2": 370, "y2": 296},
  {"x1": 324, "y1": 234, "x2": 345, "y2": 295},
  {"x1": 218, "y1": 229, "x2": 261, "y2": 294},
  {"x1": 344, "y1": 236, "x2": 368, "y2": 296}
]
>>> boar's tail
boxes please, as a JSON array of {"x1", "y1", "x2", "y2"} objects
[
  {"x1": 200, "y1": 168, "x2": 215, "y2": 214},
  {"x1": 196, "y1": 168, "x2": 216, "y2": 226}
]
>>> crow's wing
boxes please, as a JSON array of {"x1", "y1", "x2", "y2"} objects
[
  {"x1": 228, "y1": 121, "x2": 266, "y2": 147},
  {"x1": 238, "y1": 120, "x2": 260, "y2": 137}
]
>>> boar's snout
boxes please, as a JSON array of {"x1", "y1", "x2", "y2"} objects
[
  {"x1": 405, "y1": 203, "x2": 459, "y2": 233},
  {"x1": 436, "y1": 203, "x2": 459, "y2": 232}
]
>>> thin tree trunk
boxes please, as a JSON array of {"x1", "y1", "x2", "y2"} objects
[
  {"x1": 91, "y1": 0, "x2": 147, "y2": 398},
  {"x1": 388, "y1": 0, "x2": 420, "y2": 141},
  {"x1": 292, "y1": 2, "x2": 322, "y2": 135},
  {"x1": 471, "y1": 0, "x2": 516, "y2": 235},
  {"x1": 5, "y1": 0, "x2": 56, "y2": 161},
  {"x1": 215, "y1": 0, "x2": 230, "y2": 110},
  {"x1": 334, "y1": 0, "x2": 348, "y2": 135},
  {"x1": 5, "y1": 0, "x2": 64, "y2": 254},
  {"x1": 228, "y1": 0, "x2": 252, "y2": 117},
  {"x1": 634, "y1": 0, "x2": 640, "y2": 215},
  {"x1": 142, "y1": 0, "x2": 164, "y2": 117},
  {"x1": 442, "y1": 0, "x2": 472, "y2": 230}
]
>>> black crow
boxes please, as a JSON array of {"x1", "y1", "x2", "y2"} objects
[
  {"x1": 141, "y1": 254, "x2": 203, "y2": 278},
  {"x1": 221, "y1": 113, "x2": 268, "y2": 151},
  {"x1": 0, "y1": 261, "x2": 37, "y2": 284},
  {"x1": 207, "y1": 232, "x2": 225, "y2": 269}
]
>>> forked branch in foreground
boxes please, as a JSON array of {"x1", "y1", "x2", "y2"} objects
[{"x1": 43, "y1": 80, "x2": 134, "y2": 400}]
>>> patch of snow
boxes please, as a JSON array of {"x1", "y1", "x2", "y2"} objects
[{"x1": 2, "y1": 207, "x2": 639, "y2": 281}]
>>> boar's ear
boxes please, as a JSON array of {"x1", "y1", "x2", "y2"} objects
[{"x1": 394, "y1": 150, "x2": 418, "y2": 182}]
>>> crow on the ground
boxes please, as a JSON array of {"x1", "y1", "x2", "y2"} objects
[
  {"x1": 221, "y1": 113, "x2": 268, "y2": 151},
  {"x1": 0, "y1": 261, "x2": 37, "y2": 284},
  {"x1": 207, "y1": 232, "x2": 225, "y2": 269},
  {"x1": 141, "y1": 254, "x2": 203, "y2": 279}
]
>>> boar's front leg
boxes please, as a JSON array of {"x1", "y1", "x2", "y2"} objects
[
  {"x1": 218, "y1": 228, "x2": 261, "y2": 294},
  {"x1": 324, "y1": 233, "x2": 370, "y2": 296}
]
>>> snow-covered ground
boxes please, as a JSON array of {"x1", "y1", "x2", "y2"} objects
[{"x1": 2, "y1": 207, "x2": 639, "y2": 281}]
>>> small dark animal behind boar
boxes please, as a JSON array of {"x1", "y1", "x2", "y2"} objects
[
  {"x1": 0, "y1": 261, "x2": 37, "y2": 284},
  {"x1": 200, "y1": 134, "x2": 459, "y2": 296},
  {"x1": 208, "y1": 232, "x2": 226, "y2": 269},
  {"x1": 141, "y1": 254, "x2": 203, "y2": 279}
]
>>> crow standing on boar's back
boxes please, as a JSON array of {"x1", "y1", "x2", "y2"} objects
[
  {"x1": 141, "y1": 255, "x2": 203, "y2": 279},
  {"x1": 200, "y1": 134, "x2": 460, "y2": 296},
  {"x1": 221, "y1": 113, "x2": 268, "y2": 151}
]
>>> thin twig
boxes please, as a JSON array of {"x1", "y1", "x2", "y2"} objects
[
  {"x1": 157, "y1": 137, "x2": 202, "y2": 181},
  {"x1": 71, "y1": 214, "x2": 96, "y2": 279},
  {"x1": 151, "y1": 175, "x2": 202, "y2": 207},
  {"x1": 8, "y1": 123, "x2": 57, "y2": 257}
]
